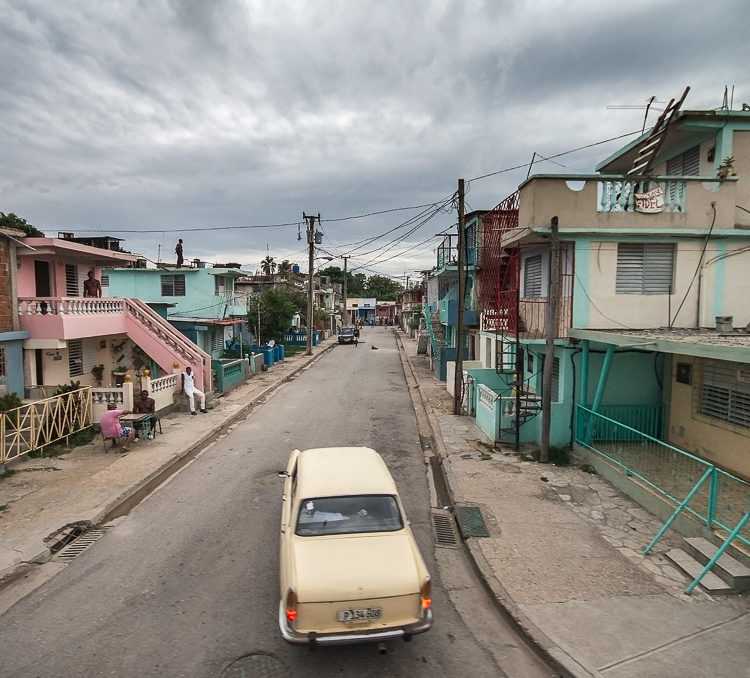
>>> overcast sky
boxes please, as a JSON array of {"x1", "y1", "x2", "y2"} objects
[{"x1": 2, "y1": 0, "x2": 749, "y2": 280}]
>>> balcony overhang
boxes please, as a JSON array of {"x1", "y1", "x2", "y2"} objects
[
  {"x1": 20, "y1": 238, "x2": 138, "y2": 266},
  {"x1": 569, "y1": 328, "x2": 750, "y2": 362},
  {"x1": 23, "y1": 338, "x2": 67, "y2": 349}
]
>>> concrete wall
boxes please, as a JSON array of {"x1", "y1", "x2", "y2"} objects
[{"x1": 666, "y1": 354, "x2": 750, "y2": 480}]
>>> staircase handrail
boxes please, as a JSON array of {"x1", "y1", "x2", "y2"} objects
[{"x1": 123, "y1": 298, "x2": 212, "y2": 389}]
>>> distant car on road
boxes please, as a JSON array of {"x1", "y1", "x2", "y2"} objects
[
  {"x1": 338, "y1": 326, "x2": 357, "y2": 344},
  {"x1": 278, "y1": 446, "x2": 433, "y2": 648}
]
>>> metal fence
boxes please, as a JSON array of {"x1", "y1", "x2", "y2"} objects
[
  {"x1": 575, "y1": 405, "x2": 750, "y2": 554},
  {"x1": 1, "y1": 388, "x2": 93, "y2": 464}
]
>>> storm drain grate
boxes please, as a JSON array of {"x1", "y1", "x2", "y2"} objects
[
  {"x1": 53, "y1": 528, "x2": 109, "y2": 561},
  {"x1": 430, "y1": 508, "x2": 461, "y2": 548},
  {"x1": 454, "y1": 505, "x2": 489, "y2": 538}
]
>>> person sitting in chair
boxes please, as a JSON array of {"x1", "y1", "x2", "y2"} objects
[
  {"x1": 100, "y1": 403, "x2": 135, "y2": 452},
  {"x1": 133, "y1": 389, "x2": 157, "y2": 439}
]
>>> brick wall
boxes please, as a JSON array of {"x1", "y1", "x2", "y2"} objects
[{"x1": 0, "y1": 239, "x2": 12, "y2": 332}]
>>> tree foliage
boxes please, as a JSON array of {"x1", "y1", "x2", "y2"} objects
[
  {"x1": 247, "y1": 287, "x2": 306, "y2": 344},
  {"x1": 260, "y1": 255, "x2": 276, "y2": 275},
  {"x1": 0, "y1": 212, "x2": 45, "y2": 237},
  {"x1": 364, "y1": 275, "x2": 402, "y2": 301}
]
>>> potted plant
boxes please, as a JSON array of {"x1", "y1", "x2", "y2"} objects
[
  {"x1": 717, "y1": 156, "x2": 736, "y2": 179},
  {"x1": 91, "y1": 364, "x2": 104, "y2": 386},
  {"x1": 113, "y1": 365, "x2": 128, "y2": 387}
]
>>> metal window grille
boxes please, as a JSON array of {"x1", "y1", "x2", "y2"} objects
[
  {"x1": 65, "y1": 264, "x2": 79, "y2": 296},
  {"x1": 523, "y1": 254, "x2": 543, "y2": 298},
  {"x1": 616, "y1": 243, "x2": 674, "y2": 294},
  {"x1": 699, "y1": 361, "x2": 750, "y2": 429},
  {"x1": 161, "y1": 274, "x2": 186, "y2": 296},
  {"x1": 214, "y1": 276, "x2": 226, "y2": 295},
  {"x1": 68, "y1": 339, "x2": 83, "y2": 377},
  {"x1": 0, "y1": 346, "x2": 5, "y2": 377}
]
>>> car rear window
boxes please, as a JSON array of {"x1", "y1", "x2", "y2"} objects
[{"x1": 295, "y1": 494, "x2": 404, "y2": 536}]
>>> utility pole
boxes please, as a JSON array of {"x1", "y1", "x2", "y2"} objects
[
  {"x1": 540, "y1": 216, "x2": 559, "y2": 463},
  {"x1": 342, "y1": 256, "x2": 349, "y2": 328},
  {"x1": 453, "y1": 178, "x2": 466, "y2": 415},
  {"x1": 303, "y1": 212, "x2": 320, "y2": 356}
]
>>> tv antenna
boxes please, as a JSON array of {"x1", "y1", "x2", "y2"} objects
[{"x1": 607, "y1": 96, "x2": 667, "y2": 133}]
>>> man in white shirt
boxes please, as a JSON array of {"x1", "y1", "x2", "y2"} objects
[{"x1": 181, "y1": 366, "x2": 207, "y2": 415}]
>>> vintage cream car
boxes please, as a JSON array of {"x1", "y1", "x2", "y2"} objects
[{"x1": 278, "y1": 446, "x2": 433, "y2": 648}]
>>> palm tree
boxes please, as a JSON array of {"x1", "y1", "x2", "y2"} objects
[
  {"x1": 278, "y1": 259, "x2": 293, "y2": 276},
  {"x1": 261, "y1": 255, "x2": 276, "y2": 275}
]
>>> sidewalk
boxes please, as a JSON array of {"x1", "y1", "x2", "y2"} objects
[
  {"x1": 0, "y1": 330, "x2": 748, "y2": 677},
  {"x1": 0, "y1": 339, "x2": 337, "y2": 584},
  {"x1": 397, "y1": 329, "x2": 750, "y2": 678}
]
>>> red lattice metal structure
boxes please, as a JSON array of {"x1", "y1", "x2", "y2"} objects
[{"x1": 480, "y1": 191, "x2": 519, "y2": 332}]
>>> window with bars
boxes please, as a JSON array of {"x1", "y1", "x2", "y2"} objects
[
  {"x1": 161, "y1": 274, "x2": 186, "y2": 296},
  {"x1": 523, "y1": 254, "x2": 543, "y2": 298},
  {"x1": 68, "y1": 339, "x2": 83, "y2": 377},
  {"x1": 616, "y1": 243, "x2": 674, "y2": 294},
  {"x1": 699, "y1": 362, "x2": 750, "y2": 430}
]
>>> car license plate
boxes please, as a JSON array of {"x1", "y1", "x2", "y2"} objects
[{"x1": 337, "y1": 607, "x2": 382, "y2": 622}]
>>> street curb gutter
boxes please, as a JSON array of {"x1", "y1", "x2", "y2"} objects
[
  {"x1": 393, "y1": 330, "x2": 580, "y2": 678},
  {"x1": 1, "y1": 342, "x2": 337, "y2": 586}
]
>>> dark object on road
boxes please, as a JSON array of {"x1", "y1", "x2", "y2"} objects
[{"x1": 338, "y1": 326, "x2": 357, "y2": 344}]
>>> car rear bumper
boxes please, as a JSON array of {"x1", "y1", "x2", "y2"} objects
[{"x1": 278, "y1": 602, "x2": 432, "y2": 646}]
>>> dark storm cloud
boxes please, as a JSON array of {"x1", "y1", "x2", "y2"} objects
[{"x1": 1, "y1": 0, "x2": 748, "y2": 275}]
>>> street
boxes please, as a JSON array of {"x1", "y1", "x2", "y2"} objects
[{"x1": 0, "y1": 327, "x2": 553, "y2": 677}]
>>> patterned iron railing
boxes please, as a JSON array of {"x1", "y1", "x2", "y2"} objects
[
  {"x1": 575, "y1": 405, "x2": 750, "y2": 592},
  {"x1": 423, "y1": 308, "x2": 443, "y2": 360},
  {"x1": 1, "y1": 388, "x2": 93, "y2": 464}
]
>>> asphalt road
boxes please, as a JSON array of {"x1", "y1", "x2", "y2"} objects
[{"x1": 0, "y1": 327, "x2": 552, "y2": 677}]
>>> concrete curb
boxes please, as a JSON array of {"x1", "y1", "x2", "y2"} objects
[
  {"x1": 91, "y1": 341, "x2": 338, "y2": 526},
  {"x1": 393, "y1": 329, "x2": 578, "y2": 678},
  {"x1": 1, "y1": 342, "x2": 338, "y2": 583}
]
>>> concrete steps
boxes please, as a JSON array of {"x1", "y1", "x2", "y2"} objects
[{"x1": 666, "y1": 536, "x2": 750, "y2": 594}]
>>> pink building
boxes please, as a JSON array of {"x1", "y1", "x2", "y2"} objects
[{"x1": 17, "y1": 236, "x2": 211, "y2": 396}]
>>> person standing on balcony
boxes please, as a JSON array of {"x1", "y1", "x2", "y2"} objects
[
  {"x1": 175, "y1": 238, "x2": 184, "y2": 268},
  {"x1": 83, "y1": 270, "x2": 102, "y2": 298},
  {"x1": 181, "y1": 366, "x2": 206, "y2": 415}
]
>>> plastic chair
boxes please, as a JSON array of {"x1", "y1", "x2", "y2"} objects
[{"x1": 101, "y1": 431, "x2": 124, "y2": 453}]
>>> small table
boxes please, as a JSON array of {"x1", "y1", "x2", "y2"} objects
[{"x1": 120, "y1": 412, "x2": 155, "y2": 439}]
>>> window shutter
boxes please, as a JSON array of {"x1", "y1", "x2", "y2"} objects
[
  {"x1": 523, "y1": 254, "x2": 543, "y2": 298},
  {"x1": 643, "y1": 244, "x2": 674, "y2": 294},
  {"x1": 616, "y1": 243, "x2": 674, "y2": 294},
  {"x1": 161, "y1": 274, "x2": 186, "y2": 296},
  {"x1": 68, "y1": 339, "x2": 83, "y2": 377},
  {"x1": 666, "y1": 145, "x2": 700, "y2": 176},
  {"x1": 65, "y1": 264, "x2": 79, "y2": 296}
]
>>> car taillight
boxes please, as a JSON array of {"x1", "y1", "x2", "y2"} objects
[
  {"x1": 285, "y1": 588, "x2": 298, "y2": 623},
  {"x1": 420, "y1": 578, "x2": 432, "y2": 611}
]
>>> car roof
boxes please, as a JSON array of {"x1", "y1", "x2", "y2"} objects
[{"x1": 296, "y1": 447, "x2": 399, "y2": 498}]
